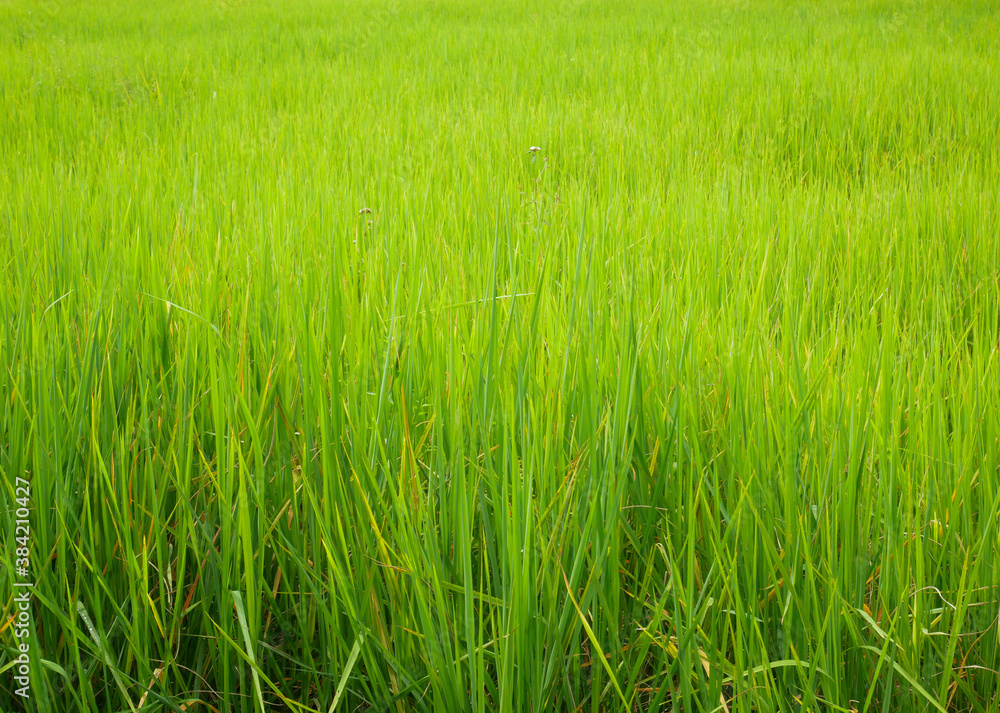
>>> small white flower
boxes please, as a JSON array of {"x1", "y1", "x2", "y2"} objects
[{"x1": 527, "y1": 146, "x2": 542, "y2": 153}]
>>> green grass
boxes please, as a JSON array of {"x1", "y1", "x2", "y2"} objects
[{"x1": 2, "y1": 0, "x2": 999, "y2": 710}]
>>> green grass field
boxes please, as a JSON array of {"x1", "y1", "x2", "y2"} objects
[{"x1": 2, "y1": 0, "x2": 999, "y2": 710}]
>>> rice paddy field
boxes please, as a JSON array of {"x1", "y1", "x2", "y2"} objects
[{"x1": 2, "y1": 0, "x2": 1000, "y2": 711}]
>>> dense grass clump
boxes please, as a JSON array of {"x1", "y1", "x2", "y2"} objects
[{"x1": 2, "y1": 0, "x2": 999, "y2": 711}]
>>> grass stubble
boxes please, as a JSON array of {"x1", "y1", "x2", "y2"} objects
[{"x1": 1, "y1": 0, "x2": 999, "y2": 710}]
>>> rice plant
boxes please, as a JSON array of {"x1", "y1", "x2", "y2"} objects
[{"x1": 1, "y1": 0, "x2": 998, "y2": 711}]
